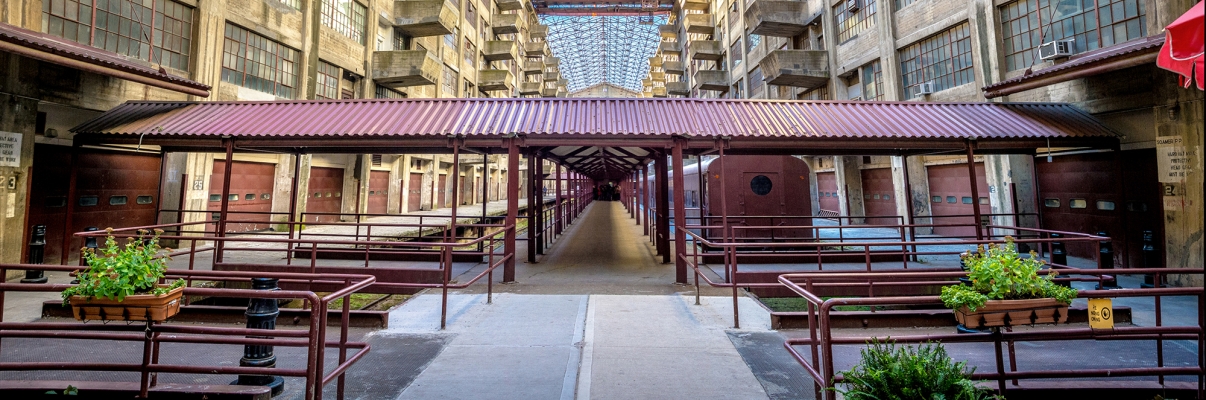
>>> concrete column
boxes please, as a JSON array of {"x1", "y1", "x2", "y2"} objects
[
  {"x1": 421, "y1": 156, "x2": 435, "y2": 211},
  {"x1": 293, "y1": 155, "x2": 312, "y2": 223},
  {"x1": 983, "y1": 154, "x2": 1039, "y2": 235},
  {"x1": 1155, "y1": 82, "x2": 1204, "y2": 287},
  {"x1": 0, "y1": 90, "x2": 37, "y2": 271},
  {"x1": 269, "y1": 154, "x2": 302, "y2": 230},
  {"x1": 834, "y1": 156, "x2": 865, "y2": 223},
  {"x1": 891, "y1": 156, "x2": 933, "y2": 235},
  {"x1": 803, "y1": 156, "x2": 821, "y2": 217},
  {"x1": 387, "y1": 155, "x2": 404, "y2": 214},
  {"x1": 183, "y1": 153, "x2": 217, "y2": 225}
]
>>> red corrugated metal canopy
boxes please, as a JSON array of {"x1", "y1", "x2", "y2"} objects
[{"x1": 71, "y1": 98, "x2": 1119, "y2": 154}]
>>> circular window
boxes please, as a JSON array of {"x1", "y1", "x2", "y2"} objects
[{"x1": 749, "y1": 175, "x2": 773, "y2": 196}]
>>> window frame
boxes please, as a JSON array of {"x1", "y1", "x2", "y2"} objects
[{"x1": 41, "y1": 0, "x2": 195, "y2": 71}]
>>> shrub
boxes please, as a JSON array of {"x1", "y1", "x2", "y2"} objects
[
  {"x1": 61, "y1": 229, "x2": 184, "y2": 305},
  {"x1": 940, "y1": 237, "x2": 1077, "y2": 312},
  {"x1": 836, "y1": 339, "x2": 995, "y2": 400}
]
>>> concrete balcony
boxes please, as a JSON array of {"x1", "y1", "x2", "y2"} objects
[
  {"x1": 664, "y1": 61, "x2": 685, "y2": 75},
  {"x1": 371, "y1": 50, "x2": 441, "y2": 88},
  {"x1": 544, "y1": 70, "x2": 559, "y2": 81},
  {"x1": 483, "y1": 40, "x2": 519, "y2": 62},
  {"x1": 556, "y1": 87, "x2": 567, "y2": 97},
  {"x1": 688, "y1": 40, "x2": 723, "y2": 61},
  {"x1": 683, "y1": 0, "x2": 708, "y2": 10},
  {"x1": 491, "y1": 14, "x2": 524, "y2": 36},
  {"x1": 519, "y1": 82, "x2": 541, "y2": 95},
  {"x1": 393, "y1": 0, "x2": 459, "y2": 37},
  {"x1": 545, "y1": 57, "x2": 560, "y2": 67},
  {"x1": 495, "y1": 0, "x2": 524, "y2": 11},
  {"x1": 658, "y1": 24, "x2": 677, "y2": 39},
  {"x1": 691, "y1": 70, "x2": 729, "y2": 92},
  {"x1": 651, "y1": 71, "x2": 666, "y2": 81},
  {"x1": 557, "y1": 78, "x2": 568, "y2": 87},
  {"x1": 649, "y1": 56, "x2": 664, "y2": 68},
  {"x1": 667, "y1": 81, "x2": 690, "y2": 95},
  {"x1": 684, "y1": 14, "x2": 714, "y2": 35},
  {"x1": 542, "y1": 87, "x2": 559, "y2": 97},
  {"x1": 759, "y1": 49, "x2": 829, "y2": 89},
  {"x1": 530, "y1": 24, "x2": 548, "y2": 39},
  {"x1": 745, "y1": 0, "x2": 813, "y2": 37},
  {"x1": 524, "y1": 42, "x2": 547, "y2": 57},
  {"x1": 523, "y1": 60, "x2": 544, "y2": 75},
  {"x1": 478, "y1": 69, "x2": 515, "y2": 92},
  {"x1": 658, "y1": 41, "x2": 682, "y2": 56},
  {"x1": 652, "y1": 86, "x2": 667, "y2": 97}
]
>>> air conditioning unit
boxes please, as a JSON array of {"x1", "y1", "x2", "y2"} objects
[
  {"x1": 847, "y1": 0, "x2": 862, "y2": 12},
  {"x1": 916, "y1": 81, "x2": 936, "y2": 96},
  {"x1": 1038, "y1": 39, "x2": 1075, "y2": 60}
]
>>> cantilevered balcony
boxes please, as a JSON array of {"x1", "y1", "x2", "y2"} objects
[
  {"x1": 542, "y1": 87, "x2": 559, "y2": 97},
  {"x1": 557, "y1": 78, "x2": 568, "y2": 87},
  {"x1": 659, "y1": 41, "x2": 682, "y2": 55},
  {"x1": 667, "y1": 81, "x2": 689, "y2": 95},
  {"x1": 519, "y1": 81, "x2": 541, "y2": 95},
  {"x1": 496, "y1": 0, "x2": 524, "y2": 11},
  {"x1": 545, "y1": 57, "x2": 560, "y2": 67},
  {"x1": 523, "y1": 59, "x2": 544, "y2": 75},
  {"x1": 530, "y1": 24, "x2": 548, "y2": 39},
  {"x1": 652, "y1": 86, "x2": 667, "y2": 97},
  {"x1": 759, "y1": 49, "x2": 829, "y2": 89},
  {"x1": 745, "y1": 0, "x2": 813, "y2": 37},
  {"x1": 556, "y1": 87, "x2": 567, "y2": 97},
  {"x1": 664, "y1": 61, "x2": 685, "y2": 75},
  {"x1": 491, "y1": 14, "x2": 524, "y2": 36},
  {"x1": 649, "y1": 56, "x2": 664, "y2": 68},
  {"x1": 658, "y1": 24, "x2": 677, "y2": 39},
  {"x1": 688, "y1": 40, "x2": 723, "y2": 61},
  {"x1": 393, "y1": 0, "x2": 459, "y2": 37},
  {"x1": 544, "y1": 69, "x2": 560, "y2": 81},
  {"x1": 684, "y1": 14, "x2": 714, "y2": 35},
  {"x1": 483, "y1": 40, "x2": 519, "y2": 62},
  {"x1": 524, "y1": 42, "x2": 548, "y2": 57},
  {"x1": 692, "y1": 70, "x2": 729, "y2": 92},
  {"x1": 478, "y1": 69, "x2": 515, "y2": 92},
  {"x1": 651, "y1": 71, "x2": 666, "y2": 81},
  {"x1": 371, "y1": 50, "x2": 441, "y2": 88},
  {"x1": 683, "y1": 0, "x2": 708, "y2": 11}
]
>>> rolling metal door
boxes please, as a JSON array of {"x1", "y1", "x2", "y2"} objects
[
  {"x1": 208, "y1": 160, "x2": 276, "y2": 232},
  {"x1": 367, "y1": 170, "x2": 389, "y2": 215},
  {"x1": 407, "y1": 173, "x2": 423, "y2": 212},
  {"x1": 860, "y1": 168, "x2": 897, "y2": 225},
  {"x1": 27, "y1": 145, "x2": 161, "y2": 264},
  {"x1": 816, "y1": 171, "x2": 839, "y2": 214},
  {"x1": 306, "y1": 167, "x2": 344, "y2": 223},
  {"x1": 1036, "y1": 150, "x2": 1160, "y2": 266},
  {"x1": 927, "y1": 163, "x2": 989, "y2": 238}
]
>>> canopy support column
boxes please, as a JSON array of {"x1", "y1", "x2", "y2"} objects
[
  {"x1": 656, "y1": 152, "x2": 670, "y2": 263},
  {"x1": 527, "y1": 151, "x2": 537, "y2": 263},
  {"x1": 555, "y1": 163, "x2": 563, "y2": 236},
  {"x1": 673, "y1": 141, "x2": 688, "y2": 284},
  {"x1": 965, "y1": 141, "x2": 984, "y2": 241},
  {"x1": 216, "y1": 139, "x2": 234, "y2": 263},
  {"x1": 504, "y1": 139, "x2": 519, "y2": 282},
  {"x1": 535, "y1": 155, "x2": 544, "y2": 255}
]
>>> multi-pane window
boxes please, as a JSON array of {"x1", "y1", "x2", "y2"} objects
[
  {"x1": 895, "y1": 0, "x2": 916, "y2": 10},
  {"x1": 731, "y1": 78, "x2": 744, "y2": 99},
  {"x1": 375, "y1": 86, "x2": 407, "y2": 98},
  {"x1": 728, "y1": 0, "x2": 740, "y2": 27},
  {"x1": 797, "y1": 86, "x2": 830, "y2": 100},
  {"x1": 221, "y1": 23, "x2": 299, "y2": 98},
  {"x1": 42, "y1": 0, "x2": 194, "y2": 71},
  {"x1": 441, "y1": 65, "x2": 457, "y2": 96},
  {"x1": 321, "y1": 0, "x2": 367, "y2": 44},
  {"x1": 1000, "y1": 0, "x2": 1147, "y2": 71},
  {"x1": 465, "y1": 2, "x2": 477, "y2": 26},
  {"x1": 834, "y1": 0, "x2": 877, "y2": 43},
  {"x1": 861, "y1": 60, "x2": 883, "y2": 100},
  {"x1": 316, "y1": 62, "x2": 340, "y2": 99},
  {"x1": 748, "y1": 66, "x2": 764, "y2": 98},
  {"x1": 746, "y1": 34, "x2": 762, "y2": 54},
  {"x1": 464, "y1": 39, "x2": 477, "y2": 68},
  {"x1": 443, "y1": 28, "x2": 457, "y2": 50},
  {"x1": 899, "y1": 23, "x2": 973, "y2": 98},
  {"x1": 394, "y1": 30, "x2": 411, "y2": 50},
  {"x1": 729, "y1": 41, "x2": 742, "y2": 69}
]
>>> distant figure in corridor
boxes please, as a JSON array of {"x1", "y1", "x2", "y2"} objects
[{"x1": 595, "y1": 183, "x2": 618, "y2": 201}]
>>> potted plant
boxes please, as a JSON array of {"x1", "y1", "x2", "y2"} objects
[
  {"x1": 62, "y1": 229, "x2": 186, "y2": 322},
  {"x1": 836, "y1": 339, "x2": 995, "y2": 400},
  {"x1": 941, "y1": 237, "x2": 1077, "y2": 329}
]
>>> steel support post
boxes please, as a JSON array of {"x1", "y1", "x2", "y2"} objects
[
  {"x1": 504, "y1": 139, "x2": 519, "y2": 282},
  {"x1": 965, "y1": 142, "x2": 984, "y2": 241},
  {"x1": 656, "y1": 151, "x2": 670, "y2": 263},
  {"x1": 216, "y1": 139, "x2": 234, "y2": 263},
  {"x1": 527, "y1": 151, "x2": 537, "y2": 263},
  {"x1": 672, "y1": 142, "x2": 688, "y2": 284}
]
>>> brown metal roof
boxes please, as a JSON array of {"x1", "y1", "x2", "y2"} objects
[
  {"x1": 0, "y1": 23, "x2": 210, "y2": 97},
  {"x1": 983, "y1": 35, "x2": 1164, "y2": 99},
  {"x1": 73, "y1": 98, "x2": 1118, "y2": 145}
]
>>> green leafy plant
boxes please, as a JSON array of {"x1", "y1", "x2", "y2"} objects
[
  {"x1": 940, "y1": 237, "x2": 1077, "y2": 312},
  {"x1": 836, "y1": 339, "x2": 995, "y2": 400},
  {"x1": 61, "y1": 229, "x2": 184, "y2": 305}
]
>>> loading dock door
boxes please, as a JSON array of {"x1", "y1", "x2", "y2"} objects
[
  {"x1": 367, "y1": 170, "x2": 389, "y2": 215},
  {"x1": 860, "y1": 168, "x2": 897, "y2": 225},
  {"x1": 927, "y1": 163, "x2": 989, "y2": 238},
  {"x1": 436, "y1": 176, "x2": 447, "y2": 209},
  {"x1": 816, "y1": 171, "x2": 839, "y2": 215},
  {"x1": 27, "y1": 144, "x2": 162, "y2": 264},
  {"x1": 306, "y1": 167, "x2": 344, "y2": 223},
  {"x1": 407, "y1": 173, "x2": 423, "y2": 212},
  {"x1": 208, "y1": 160, "x2": 276, "y2": 233}
]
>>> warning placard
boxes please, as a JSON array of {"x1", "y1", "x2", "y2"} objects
[
  {"x1": 1156, "y1": 136, "x2": 1199, "y2": 183},
  {"x1": 1088, "y1": 298, "x2": 1114, "y2": 330},
  {"x1": 0, "y1": 132, "x2": 21, "y2": 168}
]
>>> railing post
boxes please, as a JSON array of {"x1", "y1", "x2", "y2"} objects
[{"x1": 233, "y1": 277, "x2": 285, "y2": 396}]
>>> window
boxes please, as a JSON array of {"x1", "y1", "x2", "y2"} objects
[
  {"x1": 1044, "y1": 198, "x2": 1060, "y2": 207},
  {"x1": 729, "y1": 41, "x2": 742, "y2": 69},
  {"x1": 835, "y1": 0, "x2": 877, "y2": 43},
  {"x1": 317, "y1": 61, "x2": 340, "y2": 99},
  {"x1": 731, "y1": 78, "x2": 744, "y2": 99},
  {"x1": 899, "y1": 23, "x2": 973, "y2": 98},
  {"x1": 1000, "y1": 0, "x2": 1147, "y2": 71},
  {"x1": 41, "y1": 0, "x2": 194, "y2": 71},
  {"x1": 1069, "y1": 198, "x2": 1088, "y2": 209},
  {"x1": 443, "y1": 28, "x2": 457, "y2": 50},
  {"x1": 375, "y1": 85, "x2": 407, "y2": 98},
  {"x1": 748, "y1": 66, "x2": 764, "y2": 98},
  {"x1": 442, "y1": 65, "x2": 457, "y2": 96},
  {"x1": 464, "y1": 39, "x2": 477, "y2": 68},
  {"x1": 321, "y1": 0, "x2": 367, "y2": 44},
  {"x1": 895, "y1": 0, "x2": 916, "y2": 10},
  {"x1": 946, "y1": 196, "x2": 956, "y2": 203},
  {"x1": 209, "y1": 194, "x2": 221, "y2": 202},
  {"x1": 245, "y1": 194, "x2": 256, "y2": 201},
  {"x1": 749, "y1": 175, "x2": 773, "y2": 195},
  {"x1": 465, "y1": 1, "x2": 477, "y2": 25},
  {"x1": 261, "y1": 193, "x2": 271, "y2": 200},
  {"x1": 932, "y1": 196, "x2": 943, "y2": 203},
  {"x1": 45, "y1": 197, "x2": 67, "y2": 207},
  {"x1": 278, "y1": 0, "x2": 301, "y2": 9},
  {"x1": 746, "y1": 34, "x2": 762, "y2": 54},
  {"x1": 1126, "y1": 201, "x2": 1147, "y2": 212},
  {"x1": 979, "y1": 197, "x2": 988, "y2": 204},
  {"x1": 797, "y1": 86, "x2": 830, "y2": 100},
  {"x1": 228, "y1": 194, "x2": 239, "y2": 201},
  {"x1": 222, "y1": 23, "x2": 299, "y2": 98},
  {"x1": 394, "y1": 30, "x2": 411, "y2": 50},
  {"x1": 1096, "y1": 200, "x2": 1116, "y2": 210},
  {"x1": 464, "y1": 79, "x2": 475, "y2": 98},
  {"x1": 79, "y1": 196, "x2": 99, "y2": 206},
  {"x1": 847, "y1": 60, "x2": 883, "y2": 100},
  {"x1": 136, "y1": 195, "x2": 153, "y2": 205},
  {"x1": 961, "y1": 196, "x2": 973, "y2": 204},
  {"x1": 109, "y1": 195, "x2": 127, "y2": 205}
]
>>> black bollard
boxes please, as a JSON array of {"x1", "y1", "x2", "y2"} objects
[
  {"x1": 233, "y1": 277, "x2": 285, "y2": 396},
  {"x1": 72, "y1": 227, "x2": 99, "y2": 285},
  {"x1": 1141, "y1": 230, "x2": 1161, "y2": 288},
  {"x1": 22, "y1": 225, "x2": 48, "y2": 283},
  {"x1": 1095, "y1": 231, "x2": 1118, "y2": 289},
  {"x1": 1049, "y1": 233, "x2": 1067, "y2": 266}
]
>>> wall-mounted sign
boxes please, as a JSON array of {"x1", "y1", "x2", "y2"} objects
[
  {"x1": 1156, "y1": 136, "x2": 1199, "y2": 183},
  {"x1": 0, "y1": 132, "x2": 22, "y2": 167},
  {"x1": 1088, "y1": 298, "x2": 1114, "y2": 330}
]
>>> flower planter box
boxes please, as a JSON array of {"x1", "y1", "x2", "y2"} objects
[
  {"x1": 71, "y1": 286, "x2": 184, "y2": 322},
  {"x1": 954, "y1": 298, "x2": 1069, "y2": 329}
]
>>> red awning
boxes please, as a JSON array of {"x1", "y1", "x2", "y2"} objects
[
  {"x1": 0, "y1": 23, "x2": 210, "y2": 97},
  {"x1": 1157, "y1": 1, "x2": 1204, "y2": 90}
]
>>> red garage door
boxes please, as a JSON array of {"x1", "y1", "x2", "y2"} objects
[
  {"x1": 927, "y1": 163, "x2": 989, "y2": 238},
  {"x1": 367, "y1": 170, "x2": 390, "y2": 215},
  {"x1": 208, "y1": 160, "x2": 276, "y2": 233},
  {"x1": 816, "y1": 171, "x2": 839, "y2": 215},
  {"x1": 860, "y1": 168, "x2": 897, "y2": 225},
  {"x1": 436, "y1": 176, "x2": 447, "y2": 209},
  {"x1": 27, "y1": 145, "x2": 161, "y2": 264},
  {"x1": 307, "y1": 167, "x2": 344, "y2": 223},
  {"x1": 406, "y1": 173, "x2": 423, "y2": 212},
  {"x1": 1037, "y1": 149, "x2": 1161, "y2": 267}
]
